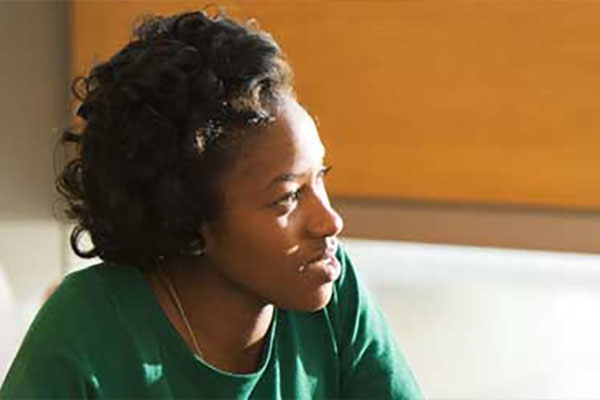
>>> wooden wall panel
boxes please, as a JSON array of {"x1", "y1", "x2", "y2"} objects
[{"x1": 71, "y1": 1, "x2": 600, "y2": 210}]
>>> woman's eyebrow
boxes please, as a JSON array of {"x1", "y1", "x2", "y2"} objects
[
  {"x1": 267, "y1": 172, "x2": 301, "y2": 189},
  {"x1": 266, "y1": 156, "x2": 326, "y2": 189}
]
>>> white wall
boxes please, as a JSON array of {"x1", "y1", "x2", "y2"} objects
[
  {"x1": 0, "y1": 1, "x2": 69, "y2": 379},
  {"x1": 345, "y1": 239, "x2": 600, "y2": 399}
]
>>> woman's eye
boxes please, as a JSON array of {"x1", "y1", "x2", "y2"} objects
[
  {"x1": 317, "y1": 165, "x2": 332, "y2": 180},
  {"x1": 271, "y1": 167, "x2": 331, "y2": 210},
  {"x1": 274, "y1": 189, "x2": 301, "y2": 208}
]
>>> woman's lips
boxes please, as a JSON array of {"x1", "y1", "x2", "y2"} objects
[
  {"x1": 301, "y1": 253, "x2": 341, "y2": 283},
  {"x1": 305, "y1": 245, "x2": 337, "y2": 264}
]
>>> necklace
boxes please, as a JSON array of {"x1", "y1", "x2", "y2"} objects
[{"x1": 157, "y1": 264, "x2": 203, "y2": 358}]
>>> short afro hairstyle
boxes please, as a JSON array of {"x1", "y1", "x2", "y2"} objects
[{"x1": 57, "y1": 9, "x2": 293, "y2": 268}]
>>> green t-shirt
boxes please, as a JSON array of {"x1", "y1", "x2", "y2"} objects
[{"x1": 1, "y1": 245, "x2": 421, "y2": 399}]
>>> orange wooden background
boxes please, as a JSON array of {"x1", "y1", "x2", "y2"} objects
[{"x1": 71, "y1": 1, "x2": 600, "y2": 210}]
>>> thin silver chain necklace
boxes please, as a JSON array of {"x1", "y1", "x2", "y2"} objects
[{"x1": 157, "y1": 264, "x2": 203, "y2": 358}]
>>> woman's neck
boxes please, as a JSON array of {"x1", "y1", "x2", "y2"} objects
[{"x1": 145, "y1": 256, "x2": 274, "y2": 374}]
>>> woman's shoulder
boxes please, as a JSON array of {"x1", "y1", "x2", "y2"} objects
[
  {"x1": 325, "y1": 241, "x2": 387, "y2": 347},
  {"x1": 329, "y1": 242, "x2": 362, "y2": 309},
  {"x1": 39, "y1": 264, "x2": 111, "y2": 315},
  {"x1": 5, "y1": 263, "x2": 156, "y2": 371},
  {"x1": 0, "y1": 263, "x2": 160, "y2": 397},
  {"x1": 44, "y1": 263, "x2": 135, "y2": 314},
  {"x1": 24, "y1": 263, "x2": 152, "y2": 349}
]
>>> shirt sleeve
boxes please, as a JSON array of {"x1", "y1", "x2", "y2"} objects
[{"x1": 328, "y1": 243, "x2": 423, "y2": 400}]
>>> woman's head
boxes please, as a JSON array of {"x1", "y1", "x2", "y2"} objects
[
  {"x1": 59, "y1": 10, "x2": 294, "y2": 267},
  {"x1": 59, "y1": 8, "x2": 344, "y2": 310}
]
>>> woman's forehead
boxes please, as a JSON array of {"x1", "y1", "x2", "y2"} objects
[{"x1": 226, "y1": 101, "x2": 325, "y2": 188}]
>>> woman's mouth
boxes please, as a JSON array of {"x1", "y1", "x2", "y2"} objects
[{"x1": 300, "y1": 247, "x2": 341, "y2": 283}]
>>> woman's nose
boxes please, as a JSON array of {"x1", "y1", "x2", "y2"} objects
[{"x1": 307, "y1": 192, "x2": 344, "y2": 239}]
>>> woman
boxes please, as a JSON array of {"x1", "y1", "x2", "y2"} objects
[{"x1": 1, "y1": 9, "x2": 421, "y2": 399}]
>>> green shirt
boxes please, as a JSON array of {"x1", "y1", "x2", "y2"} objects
[{"x1": 1, "y1": 245, "x2": 421, "y2": 399}]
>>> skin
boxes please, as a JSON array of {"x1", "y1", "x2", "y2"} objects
[{"x1": 145, "y1": 98, "x2": 344, "y2": 374}]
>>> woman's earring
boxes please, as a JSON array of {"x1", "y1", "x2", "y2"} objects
[
  {"x1": 191, "y1": 247, "x2": 206, "y2": 256},
  {"x1": 190, "y1": 236, "x2": 206, "y2": 256}
]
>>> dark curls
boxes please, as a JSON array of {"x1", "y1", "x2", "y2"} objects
[{"x1": 57, "y1": 9, "x2": 293, "y2": 268}]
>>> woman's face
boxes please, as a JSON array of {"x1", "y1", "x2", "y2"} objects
[{"x1": 201, "y1": 98, "x2": 344, "y2": 311}]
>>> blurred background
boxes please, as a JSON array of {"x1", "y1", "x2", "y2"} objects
[{"x1": 2, "y1": 1, "x2": 600, "y2": 398}]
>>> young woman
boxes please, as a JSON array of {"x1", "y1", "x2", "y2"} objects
[{"x1": 1, "y1": 9, "x2": 421, "y2": 399}]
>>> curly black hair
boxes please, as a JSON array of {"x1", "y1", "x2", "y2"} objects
[{"x1": 57, "y1": 9, "x2": 293, "y2": 268}]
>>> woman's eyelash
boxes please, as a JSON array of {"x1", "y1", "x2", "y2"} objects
[
  {"x1": 272, "y1": 166, "x2": 332, "y2": 208},
  {"x1": 274, "y1": 189, "x2": 301, "y2": 207},
  {"x1": 285, "y1": 190, "x2": 301, "y2": 201},
  {"x1": 318, "y1": 165, "x2": 332, "y2": 178}
]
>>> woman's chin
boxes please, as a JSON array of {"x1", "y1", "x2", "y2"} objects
[{"x1": 278, "y1": 283, "x2": 334, "y2": 312}]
